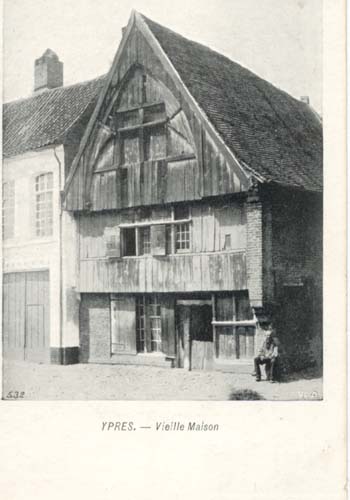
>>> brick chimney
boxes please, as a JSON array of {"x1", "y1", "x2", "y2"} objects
[{"x1": 34, "y1": 49, "x2": 63, "y2": 92}]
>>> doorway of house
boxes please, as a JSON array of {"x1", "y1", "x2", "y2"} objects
[{"x1": 175, "y1": 300, "x2": 213, "y2": 370}]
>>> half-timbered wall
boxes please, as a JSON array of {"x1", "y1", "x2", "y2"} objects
[
  {"x1": 78, "y1": 199, "x2": 247, "y2": 293},
  {"x1": 65, "y1": 25, "x2": 247, "y2": 211}
]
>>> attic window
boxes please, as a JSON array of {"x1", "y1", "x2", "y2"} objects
[
  {"x1": 143, "y1": 103, "x2": 166, "y2": 123},
  {"x1": 117, "y1": 102, "x2": 167, "y2": 164},
  {"x1": 121, "y1": 129, "x2": 140, "y2": 164},
  {"x1": 144, "y1": 125, "x2": 166, "y2": 160}
]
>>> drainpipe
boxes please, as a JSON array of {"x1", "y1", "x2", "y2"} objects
[{"x1": 53, "y1": 146, "x2": 64, "y2": 365}]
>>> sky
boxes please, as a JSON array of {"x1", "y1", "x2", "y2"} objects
[{"x1": 3, "y1": 0, "x2": 322, "y2": 113}]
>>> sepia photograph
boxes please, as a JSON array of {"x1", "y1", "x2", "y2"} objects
[{"x1": 2, "y1": 0, "x2": 323, "y2": 401}]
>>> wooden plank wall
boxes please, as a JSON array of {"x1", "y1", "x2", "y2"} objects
[
  {"x1": 78, "y1": 201, "x2": 248, "y2": 293},
  {"x1": 79, "y1": 252, "x2": 246, "y2": 293},
  {"x1": 65, "y1": 27, "x2": 247, "y2": 211}
]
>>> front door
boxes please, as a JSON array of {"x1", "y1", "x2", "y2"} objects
[{"x1": 175, "y1": 301, "x2": 213, "y2": 370}]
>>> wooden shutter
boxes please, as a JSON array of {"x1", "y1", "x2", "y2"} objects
[
  {"x1": 161, "y1": 296, "x2": 175, "y2": 358},
  {"x1": 111, "y1": 296, "x2": 136, "y2": 354},
  {"x1": 105, "y1": 227, "x2": 121, "y2": 258},
  {"x1": 151, "y1": 224, "x2": 166, "y2": 256}
]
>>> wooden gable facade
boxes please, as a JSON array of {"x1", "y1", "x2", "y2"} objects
[
  {"x1": 64, "y1": 13, "x2": 250, "y2": 212},
  {"x1": 63, "y1": 12, "x2": 256, "y2": 369},
  {"x1": 63, "y1": 12, "x2": 322, "y2": 371}
]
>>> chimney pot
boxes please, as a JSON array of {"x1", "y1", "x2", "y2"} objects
[{"x1": 34, "y1": 49, "x2": 63, "y2": 92}]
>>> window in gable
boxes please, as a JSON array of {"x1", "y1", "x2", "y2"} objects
[
  {"x1": 143, "y1": 124, "x2": 166, "y2": 160},
  {"x1": 121, "y1": 130, "x2": 140, "y2": 165},
  {"x1": 143, "y1": 103, "x2": 166, "y2": 123},
  {"x1": 116, "y1": 102, "x2": 167, "y2": 164}
]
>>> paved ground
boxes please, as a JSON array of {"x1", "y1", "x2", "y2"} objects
[{"x1": 2, "y1": 361, "x2": 322, "y2": 401}]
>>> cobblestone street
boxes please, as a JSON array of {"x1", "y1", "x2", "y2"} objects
[{"x1": 2, "y1": 361, "x2": 322, "y2": 401}]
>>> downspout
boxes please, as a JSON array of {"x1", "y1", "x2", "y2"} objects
[{"x1": 54, "y1": 146, "x2": 64, "y2": 364}]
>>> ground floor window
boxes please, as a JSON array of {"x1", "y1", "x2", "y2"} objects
[
  {"x1": 136, "y1": 295, "x2": 162, "y2": 353},
  {"x1": 213, "y1": 292, "x2": 255, "y2": 360}
]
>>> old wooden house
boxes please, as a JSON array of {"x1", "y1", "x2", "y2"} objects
[
  {"x1": 3, "y1": 11, "x2": 322, "y2": 371},
  {"x1": 62, "y1": 11, "x2": 323, "y2": 371}
]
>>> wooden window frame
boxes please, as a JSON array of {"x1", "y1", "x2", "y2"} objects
[
  {"x1": 117, "y1": 103, "x2": 167, "y2": 166},
  {"x1": 34, "y1": 172, "x2": 53, "y2": 238},
  {"x1": 139, "y1": 226, "x2": 151, "y2": 255},
  {"x1": 136, "y1": 295, "x2": 162, "y2": 354},
  {"x1": 213, "y1": 293, "x2": 256, "y2": 360},
  {"x1": 119, "y1": 205, "x2": 192, "y2": 258},
  {"x1": 175, "y1": 222, "x2": 191, "y2": 253}
]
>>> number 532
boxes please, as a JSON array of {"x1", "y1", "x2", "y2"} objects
[{"x1": 5, "y1": 391, "x2": 25, "y2": 399}]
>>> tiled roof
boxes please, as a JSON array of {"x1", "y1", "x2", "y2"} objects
[
  {"x1": 142, "y1": 15, "x2": 323, "y2": 191},
  {"x1": 3, "y1": 77, "x2": 105, "y2": 157}
]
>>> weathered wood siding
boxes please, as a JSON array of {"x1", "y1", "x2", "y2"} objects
[
  {"x1": 78, "y1": 200, "x2": 247, "y2": 293},
  {"x1": 79, "y1": 252, "x2": 246, "y2": 293},
  {"x1": 65, "y1": 26, "x2": 248, "y2": 211}
]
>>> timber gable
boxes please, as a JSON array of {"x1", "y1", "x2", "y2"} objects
[{"x1": 64, "y1": 11, "x2": 251, "y2": 212}]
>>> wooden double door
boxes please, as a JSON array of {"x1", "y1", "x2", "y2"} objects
[
  {"x1": 175, "y1": 301, "x2": 213, "y2": 370},
  {"x1": 3, "y1": 271, "x2": 50, "y2": 363}
]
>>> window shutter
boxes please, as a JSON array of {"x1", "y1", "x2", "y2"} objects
[
  {"x1": 111, "y1": 297, "x2": 136, "y2": 354},
  {"x1": 105, "y1": 227, "x2": 121, "y2": 258},
  {"x1": 151, "y1": 224, "x2": 166, "y2": 256}
]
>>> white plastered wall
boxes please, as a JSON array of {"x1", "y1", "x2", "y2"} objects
[{"x1": 3, "y1": 145, "x2": 79, "y2": 350}]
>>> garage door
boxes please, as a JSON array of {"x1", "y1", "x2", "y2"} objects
[{"x1": 3, "y1": 271, "x2": 50, "y2": 363}]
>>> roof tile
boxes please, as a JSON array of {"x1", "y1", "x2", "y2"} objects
[
  {"x1": 142, "y1": 14, "x2": 322, "y2": 191},
  {"x1": 3, "y1": 77, "x2": 104, "y2": 157}
]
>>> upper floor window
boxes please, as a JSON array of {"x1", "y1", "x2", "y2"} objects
[
  {"x1": 139, "y1": 226, "x2": 151, "y2": 255},
  {"x1": 174, "y1": 205, "x2": 191, "y2": 252},
  {"x1": 175, "y1": 222, "x2": 191, "y2": 252},
  {"x1": 2, "y1": 181, "x2": 15, "y2": 240},
  {"x1": 35, "y1": 173, "x2": 53, "y2": 237},
  {"x1": 118, "y1": 206, "x2": 192, "y2": 258}
]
